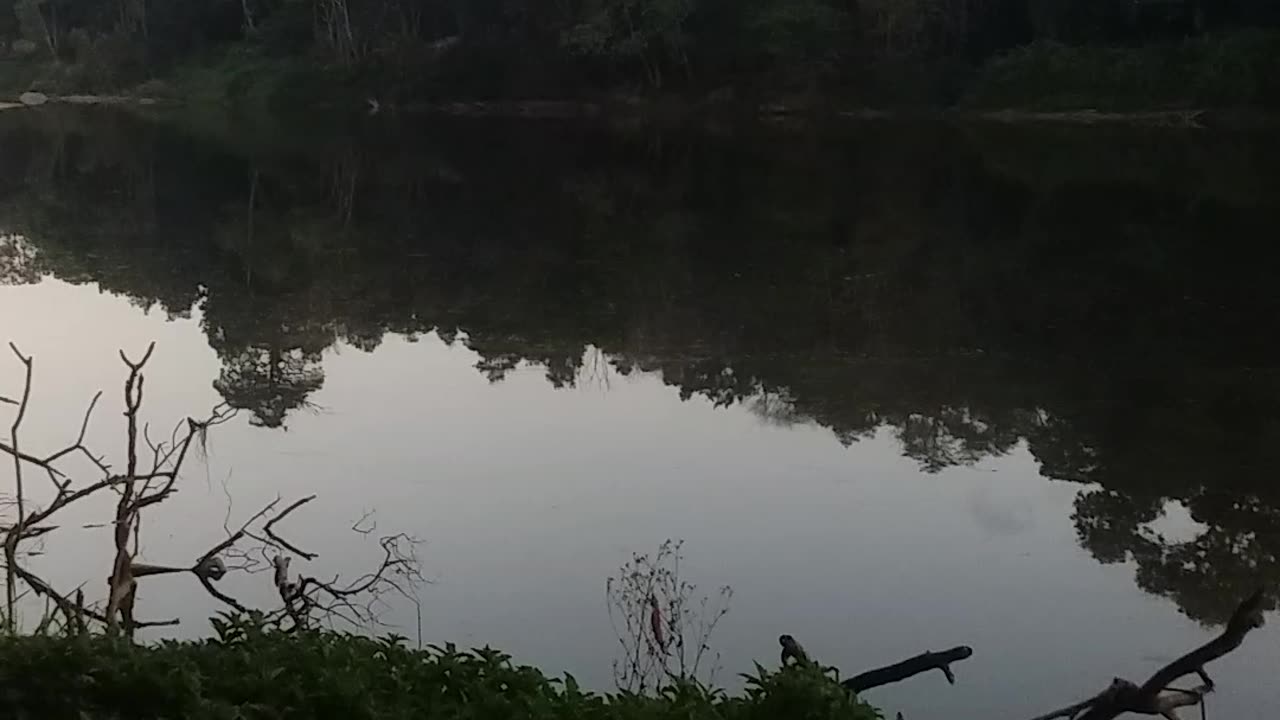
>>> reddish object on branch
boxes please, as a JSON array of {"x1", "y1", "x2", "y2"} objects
[{"x1": 649, "y1": 595, "x2": 667, "y2": 654}]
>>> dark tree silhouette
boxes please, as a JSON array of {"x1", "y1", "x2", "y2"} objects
[
  {"x1": 213, "y1": 345, "x2": 325, "y2": 429},
  {"x1": 6, "y1": 109, "x2": 1280, "y2": 625}
]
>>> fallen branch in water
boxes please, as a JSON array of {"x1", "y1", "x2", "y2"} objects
[
  {"x1": 842, "y1": 646, "x2": 974, "y2": 693},
  {"x1": 779, "y1": 635, "x2": 974, "y2": 693},
  {"x1": 1030, "y1": 589, "x2": 1266, "y2": 720}
]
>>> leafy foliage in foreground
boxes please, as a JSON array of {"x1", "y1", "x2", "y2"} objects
[{"x1": 0, "y1": 614, "x2": 880, "y2": 720}]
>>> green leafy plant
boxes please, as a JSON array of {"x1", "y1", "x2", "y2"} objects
[{"x1": 0, "y1": 614, "x2": 881, "y2": 719}]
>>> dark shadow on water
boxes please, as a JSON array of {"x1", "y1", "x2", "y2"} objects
[{"x1": 3, "y1": 106, "x2": 1280, "y2": 625}]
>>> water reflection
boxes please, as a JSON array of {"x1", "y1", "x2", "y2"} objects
[{"x1": 2, "y1": 107, "x2": 1280, "y2": 637}]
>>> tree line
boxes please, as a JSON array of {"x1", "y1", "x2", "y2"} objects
[{"x1": 2, "y1": 0, "x2": 1280, "y2": 101}]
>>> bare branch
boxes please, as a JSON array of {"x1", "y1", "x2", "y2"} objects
[
  {"x1": 1, "y1": 344, "x2": 418, "y2": 639},
  {"x1": 277, "y1": 533, "x2": 421, "y2": 630},
  {"x1": 841, "y1": 646, "x2": 974, "y2": 693},
  {"x1": 41, "y1": 391, "x2": 105, "y2": 472},
  {"x1": 118, "y1": 342, "x2": 156, "y2": 372},
  {"x1": 198, "y1": 497, "x2": 281, "y2": 567},
  {"x1": 1136, "y1": 589, "x2": 1263, "y2": 699},
  {"x1": 4, "y1": 342, "x2": 33, "y2": 629},
  {"x1": 198, "y1": 572, "x2": 249, "y2": 613},
  {"x1": 263, "y1": 495, "x2": 318, "y2": 560},
  {"x1": 351, "y1": 509, "x2": 376, "y2": 535},
  {"x1": 12, "y1": 564, "x2": 177, "y2": 629},
  {"x1": 1034, "y1": 590, "x2": 1267, "y2": 720}
]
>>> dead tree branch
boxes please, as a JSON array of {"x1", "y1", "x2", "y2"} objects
[
  {"x1": 1032, "y1": 589, "x2": 1266, "y2": 720},
  {"x1": 262, "y1": 495, "x2": 318, "y2": 560},
  {"x1": 841, "y1": 646, "x2": 975, "y2": 693},
  {"x1": 779, "y1": 635, "x2": 973, "y2": 706},
  {"x1": 179, "y1": 494, "x2": 418, "y2": 631},
  {"x1": 1, "y1": 343, "x2": 231, "y2": 634},
  {"x1": 4, "y1": 343, "x2": 33, "y2": 629},
  {"x1": 1, "y1": 342, "x2": 421, "y2": 639},
  {"x1": 11, "y1": 563, "x2": 177, "y2": 630},
  {"x1": 269, "y1": 531, "x2": 421, "y2": 630}
]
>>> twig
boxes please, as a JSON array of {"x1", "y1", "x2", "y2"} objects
[
  {"x1": 263, "y1": 495, "x2": 318, "y2": 560},
  {"x1": 40, "y1": 391, "x2": 107, "y2": 483},
  {"x1": 198, "y1": 573, "x2": 249, "y2": 614},
  {"x1": 198, "y1": 497, "x2": 282, "y2": 566},
  {"x1": 281, "y1": 533, "x2": 420, "y2": 629},
  {"x1": 4, "y1": 343, "x2": 33, "y2": 629}
]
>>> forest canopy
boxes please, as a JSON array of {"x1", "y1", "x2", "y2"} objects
[{"x1": 1, "y1": 0, "x2": 1280, "y2": 106}]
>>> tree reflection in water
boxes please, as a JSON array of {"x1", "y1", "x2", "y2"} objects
[{"x1": 2, "y1": 107, "x2": 1280, "y2": 625}]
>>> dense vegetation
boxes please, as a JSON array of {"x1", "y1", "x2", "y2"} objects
[
  {"x1": 1, "y1": 0, "x2": 1280, "y2": 108},
  {"x1": 0, "y1": 614, "x2": 880, "y2": 719}
]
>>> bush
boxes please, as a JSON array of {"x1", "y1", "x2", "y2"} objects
[
  {"x1": 165, "y1": 48, "x2": 361, "y2": 111},
  {"x1": 0, "y1": 614, "x2": 883, "y2": 720},
  {"x1": 967, "y1": 30, "x2": 1280, "y2": 110}
]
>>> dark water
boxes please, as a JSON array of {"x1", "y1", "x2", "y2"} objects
[{"x1": 2, "y1": 107, "x2": 1280, "y2": 718}]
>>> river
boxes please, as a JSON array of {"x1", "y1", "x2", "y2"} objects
[{"x1": 1, "y1": 107, "x2": 1279, "y2": 718}]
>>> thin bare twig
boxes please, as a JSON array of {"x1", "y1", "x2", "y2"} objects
[
  {"x1": 4, "y1": 343, "x2": 33, "y2": 629},
  {"x1": 263, "y1": 495, "x2": 318, "y2": 560},
  {"x1": 40, "y1": 391, "x2": 107, "y2": 483},
  {"x1": 199, "y1": 497, "x2": 282, "y2": 566}
]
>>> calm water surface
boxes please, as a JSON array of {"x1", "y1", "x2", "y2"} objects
[{"x1": 2, "y1": 108, "x2": 1280, "y2": 718}]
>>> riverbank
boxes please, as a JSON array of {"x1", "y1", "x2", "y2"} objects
[
  {"x1": 0, "y1": 627, "x2": 879, "y2": 719},
  {"x1": 4, "y1": 28, "x2": 1279, "y2": 125},
  {"x1": 9, "y1": 91, "x2": 1278, "y2": 133}
]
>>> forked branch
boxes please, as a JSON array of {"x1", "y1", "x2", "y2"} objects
[
  {"x1": 1, "y1": 342, "x2": 420, "y2": 637},
  {"x1": 1032, "y1": 589, "x2": 1266, "y2": 720}
]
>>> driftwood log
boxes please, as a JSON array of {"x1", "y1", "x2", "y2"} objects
[
  {"x1": 779, "y1": 635, "x2": 974, "y2": 694},
  {"x1": 842, "y1": 646, "x2": 974, "y2": 693},
  {"x1": 1031, "y1": 589, "x2": 1266, "y2": 720},
  {"x1": 782, "y1": 590, "x2": 1266, "y2": 720}
]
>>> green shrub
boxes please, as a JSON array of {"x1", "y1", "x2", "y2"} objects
[
  {"x1": 163, "y1": 48, "x2": 360, "y2": 111},
  {"x1": 967, "y1": 30, "x2": 1280, "y2": 110},
  {"x1": 0, "y1": 614, "x2": 882, "y2": 720}
]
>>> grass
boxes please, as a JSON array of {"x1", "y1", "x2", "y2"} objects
[{"x1": 0, "y1": 613, "x2": 882, "y2": 719}]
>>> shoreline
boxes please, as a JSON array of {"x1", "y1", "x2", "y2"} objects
[{"x1": 6, "y1": 92, "x2": 1277, "y2": 129}]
